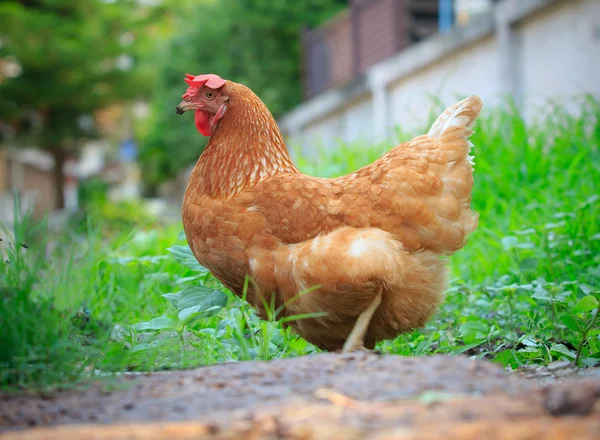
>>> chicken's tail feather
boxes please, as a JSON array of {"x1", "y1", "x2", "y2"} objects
[
  {"x1": 409, "y1": 96, "x2": 481, "y2": 251},
  {"x1": 427, "y1": 96, "x2": 482, "y2": 166},
  {"x1": 428, "y1": 96, "x2": 482, "y2": 140}
]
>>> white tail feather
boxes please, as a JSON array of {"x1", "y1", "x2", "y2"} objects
[
  {"x1": 428, "y1": 96, "x2": 482, "y2": 139},
  {"x1": 428, "y1": 96, "x2": 482, "y2": 165}
]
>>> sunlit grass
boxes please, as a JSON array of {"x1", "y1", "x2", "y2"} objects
[{"x1": 1, "y1": 97, "x2": 599, "y2": 390}]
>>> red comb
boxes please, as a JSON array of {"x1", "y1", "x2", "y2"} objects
[
  {"x1": 183, "y1": 73, "x2": 225, "y2": 89},
  {"x1": 182, "y1": 73, "x2": 226, "y2": 100}
]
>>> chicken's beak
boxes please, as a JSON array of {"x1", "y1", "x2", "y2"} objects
[{"x1": 176, "y1": 100, "x2": 196, "y2": 115}]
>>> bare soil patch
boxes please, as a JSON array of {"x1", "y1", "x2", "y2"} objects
[{"x1": 1, "y1": 353, "x2": 599, "y2": 439}]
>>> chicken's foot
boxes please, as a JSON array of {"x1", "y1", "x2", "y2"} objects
[{"x1": 342, "y1": 288, "x2": 383, "y2": 352}]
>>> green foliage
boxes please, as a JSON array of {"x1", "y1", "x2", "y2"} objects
[
  {"x1": 0, "y1": 0, "x2": 167, "y2": 208},
  {"x1": 68, "y1": 199, "x2": 159, "y2": 239},
  {"x1": 139, "y1": 0, "x2": 346, "y2": 191},
  {"x1": 0, "y1": 0, "x2": 157, "y2": 144},
  {"x1": 130, "y1": 244, "x2": 323, "y2": 364},
  {"x1": 78, "y1": 177, "x2": 110, "y2": 210},
  {"x1": 1, "y1": 100, "x2": 599, "y2": 390},
  {"x1": 0, "y1": 203, "x2": 105, "y2": 388},
  {"x1": 563, "y1": 287, "x2": 599, "y2": 366}
]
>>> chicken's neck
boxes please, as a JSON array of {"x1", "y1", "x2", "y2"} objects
[{"x1": 189, "y1": 84, "x2": 299, "y2": 199}]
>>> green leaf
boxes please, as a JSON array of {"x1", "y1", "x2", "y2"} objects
[
  {"x1": 577, "y1": 194, "x2": 599, "y2": 209},
  {"x1": 176, "y1": 286, "x2": 227, "y2": 310},
  {"x1": 130, "y1": 316, "x2": 174, "y2": 331},
  {"x1": 514, "y1": 242, "x2": 535, "y2": 249},
  {"x1": 175, "y1": 275, "x2": 203, "y2": 285},
  {"x1": 167, "y1": 245, "x2": 210, "y2": 274},
  {"x1": 520, "y1": 336, "x2": 538, "y2": 347},
  {"x1": 459, "y1": 321, "x2": 489, "y2": 333},
  {"x1": 519, "y1": 258, "x2": 538, "y2": 271},
  {"x1": 580, "y1": 285, "x2": 598, "y2": 295},
  {"x1": 494, "y1": 350, "x2": 519, "y2": 369},
  {"x1": 516, "y1": 346, "x2": 541, "y2": 356},
  {"x1": 550, "y1": 343, "x2": 576, "y2": 359},
  {"x1": 581, "y1": 358, "x2": 599, "y2": 367},
  {"x1": 130, "y1": 338, "x2": 172, "y2": 353},
  {"x1": 198, "y1": 328, "x2": 216, "y2": 335},
  {"x1": 560, "y1": 315, "x2": 583, "y2": 333},
  {"x1": 447, "y1": 341, "x2": 486, "y2": 355},
  {"x1": 167, "y1": 286, "x2": 228, "y2": 321},
  {"x1": 162, "y1": 292, "x2": 181, "y2": 308},
  {"x1": 531, "y1": 286, "x2": 550, "y2": 300},
  {"x1": 178, "y1": 305, "x2": 201, "y2": 321},
  {"x1": 501, "y1": 236, "x2": 518, "y2": 249},
  {"x1": 572, "y1": 295, "x2": 599, "y2": 314},
  {"x1": 459, "y1": 321, "x2": 489, "y2": 345},
  {"x1": 544, "y1": 221, "x2": 566, "y2": 230},
  {"x1": 179, "y1": 304, "x2": 223, "y2": 321}
]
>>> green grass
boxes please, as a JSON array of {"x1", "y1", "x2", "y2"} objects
[{"x1": 1, "y1": 98, "x2": 599, "y2": 390}]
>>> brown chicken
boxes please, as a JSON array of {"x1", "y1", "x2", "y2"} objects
[{"x1": 177, "y1": 73, "x2": 481, "y2": 352}]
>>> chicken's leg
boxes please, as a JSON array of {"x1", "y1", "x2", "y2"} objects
[{"x1": 342, "y1": 288, "x2": 383, "y2": 352}]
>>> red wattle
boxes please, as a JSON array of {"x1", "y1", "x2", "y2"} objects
[{"x1": 194, "y1": 110, "x2": 212, "y2": 136}]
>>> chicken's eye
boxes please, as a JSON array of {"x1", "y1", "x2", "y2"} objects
[{"x1": 205, "y1": 90, "x2": 216, "y2": 100}]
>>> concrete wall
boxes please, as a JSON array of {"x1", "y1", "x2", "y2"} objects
[
  {"x1": 518, "y1": 0, "x2": 600, "y2": 115},
  {"x1": 280, "y1": 0, "x2": 600, "y2": 152},
  {"x1": 300, "y1": 97, "x2": 374, "y2": 156},
  {"x1": 387, "y1": 34, "x2": 501, "y2": 134}
]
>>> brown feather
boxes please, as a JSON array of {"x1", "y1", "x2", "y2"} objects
[{"x1": 182, "y1": 80, "x2": 481, "y2": 350}]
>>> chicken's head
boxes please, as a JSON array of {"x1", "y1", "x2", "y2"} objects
[{"x1": 176, "y1": 73, "x2": 228, "y2": 136}]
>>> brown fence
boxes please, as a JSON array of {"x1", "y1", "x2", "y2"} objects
[{"x1": 302, "y1": 0, "x2": 440, "y2": 98}]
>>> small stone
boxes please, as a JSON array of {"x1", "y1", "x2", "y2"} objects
[
  {"x1": 555, "y1": 368, "x2": 577, "y2": 377},
  {"x1": 546, "y1": 361, "x2": 572, "y2": 372}
]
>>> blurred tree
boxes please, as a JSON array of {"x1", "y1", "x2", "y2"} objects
[
  {"x1": 0, "y1": 0, "x2": 162, "y2": 208},
  {"x1": 140, "y1": 0, "x2": 347, "y2": 194}
]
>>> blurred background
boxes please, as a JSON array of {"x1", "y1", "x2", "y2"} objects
[
  {"x1": 1, "y1": 0, "x2": 600, "y2": 387},
  {"x1": 1, "y1": 0, "x2": 598, "y2": 230}
]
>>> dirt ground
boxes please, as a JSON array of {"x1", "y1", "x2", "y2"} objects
[{"x1": 1, "y1": 353, "x2": 599, "y2": 439}]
